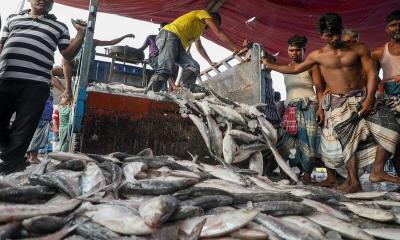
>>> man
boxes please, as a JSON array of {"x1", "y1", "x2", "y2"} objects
[
  {"x1": 342, "y1": 29, "x2": 360, "y2": 45},
  {"x1": 0, "y1": 0, "x2": 85, "y2": 174},
  {"x1": 372, "y1": 10, "x2": 400, "y2": 177},
  {"x1": 279, "y1": 35, "x2": 324, "y2": 184},
  {"x1": 138, "y1": 22, "x2": 169, "y2": 70},
  {"x1": 262, "y1": 12, "x2": 400, "y2": 193},
  {"x1": 52, "y1": 33, "x2": 135, "y2": 99},
  {"x1": 274, "y1": 91, "x2": 285, "y2": 120},
  {"x1": 147, "y1": 10, "x2": 241, "y2": 92}
]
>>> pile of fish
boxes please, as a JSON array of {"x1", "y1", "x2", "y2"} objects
[
  {"x1": 162, "y1": 89, "x2": 299, "y2": 183},
  {"x1": 0, "y1": 149, "x2": 400, "y2": 240}
]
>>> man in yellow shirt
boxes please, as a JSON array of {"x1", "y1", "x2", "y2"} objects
[{"x1": 147, "y1": 10, "x2": 241, "y2": 92}]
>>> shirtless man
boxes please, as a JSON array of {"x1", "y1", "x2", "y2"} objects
[
  {"x1": 262, "y1": 12, "x2": 400, "y2": 193},
  {"x1": 372, "y1": 10, "x2": 400, "y2": 177}
]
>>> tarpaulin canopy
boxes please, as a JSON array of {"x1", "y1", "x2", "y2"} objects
[{"x1": 55, "y1": 0, "x2": 398, "y2": 62}]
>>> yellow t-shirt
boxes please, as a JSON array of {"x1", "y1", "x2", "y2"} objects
[{"x1": 163, "y1": 10, "x2": 212, "y2": 50}]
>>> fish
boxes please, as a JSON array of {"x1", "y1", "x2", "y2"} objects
[
  {"x1": 306, "y1": 213, "x2": 374, "y2": 240},
  {"x1": 123, "y1": 162, "x2": 148, "y2": 183},
  {"x1": 265, "y1": 138, "x2": 299, "y2": 182},
  {"x1": 245, "y1": 222, "x2": 281, "y2": 240},
  {"x1": 360, "y1": 200, "x2": 400, "y2": 208},
  {"x1": 48, "y1": 152, "x2": 93, "y2": 162},
  {"x1": 29, "y1": 171, "x2": 81, "y2": 198},
  {"x1": 0, "y1": 199, "x2": 81, "y2": 223},
  {"x1": 230, "y1": 228, "x2": 269, "y2": 239},
  {"x1": 0, "y1": 222, "x2": 21, "y2": 240},
  {"x1": 232, "y1": 192, "x2": 302, "y2": 204},
  {"x1": 152, "y1": 225, "x2": 180, "y2": 240},
  {"x1": 181, "y1": 218, "x2": 206, "y2": 240},
  {"x1": 302, "y1": 198, "x2": 350, "y2": 222},
  {"x1": 208, "y1": 88, "x2": 240, "y2": 108},
  {"x1": 280, "y1": 216, "x2": 325, "y2": 239},
  {"x1": 300, "y1": 186, "x2": 348, "y2": 202},
  {"x1": 345, "y1": 191, "x2": 387, "y2": 200},
  {"x1": 75, "y1": 220, "x2": 121, "y2": 240},
  {"x1": 22, "y1": 215, "x2": 66, "y2": 234},
  {"x1": 81, "y1": 162, "x2": 106, "y2": 196},
  {"x1": 248, "y1": 201, "x2": 315, "y2": 216},
  {"x1": 222, "y1": 123, "x2": 239, "y2": 164},
  {"x1": 139, "y1": 195, "x2": 179, "y2": 227},
  {"x1": 123, "y1": 156, "x2": 191, "y2": 171},
  {"x1": 200, "y1": 164, "x2": 249, "y2": 186},
  {"x1": 209, "y1": 104, "x2": 246, "y2": 125},
  {"x1": 156, "y1": 168, "x2": 201, "y2": 181},
  {"x1": 341, "y1": 202, "x2": 395, "y2": 222},
  {"x1": 189, "y1": 114, "x2": 211, "y2": 152},
  {"x1": 228, "y1": 130, "x2": 264, "y2": 144},
  {"x1": 52, "y1": 159, "x2": 86, "y2": 171},
  {"x1": 257, "y1": 116, "x2": 278, "y2": 144},
  {"x1": 19, "y1": 220, "x2": 85, "y2": 240},
  {"x1": 173, "y1": 186, "x2": 233, "y2": 201},
  {"x1": 118, "y1": 178, "x2": 197, "y2": 195},
  {"x1": 195, "y1": 179, "x2": 260, "y2": 194},
  {"x1": 385, "y1": 192, "x2": 400, "y2": 201},
  {"x1": 0, "y1": 186, "x2": 55, "y2": 203},
  {"x1": 98, "y1": 161, "x2": 122, "y2": 198},
  {"x1": 247, "y1": 176, "x2": 284, "y2": 192},
  {"x1": 363, "y1": 228, "x2": 400, "y2": 240},
  {"x1": 179, "y1": 209, "x2": 259, "y2": 238},
  {"x1": 109, "y1": 152, "x2": 134, "y2": 161},
  {"x1": 255, "y1": 213, "x2": 322, "y2": 240},
  {"x1": 181, "y1": 195, "x2": 233, "y2": 210},
  {"x1": 87, "y1": 154, "x2": 120, "y2": 164},
  {"x1": 207, "y1": 115, "x2": 224, "y2": 157},
  {"x1": 325, "y1": 230, "x2": 343, "y2": 240},
  {"x1": 170, "y1": 205, "x2": 204, "y2": 221},
  {"x1": 84, "y1": 204, "x2": 154, "y2": 235},
  {"x1": 248, "y1": 151, "x2": 264, "y2": 176},
  {"x1": 136, "y1": 148, "x2": 154, "y2": 157}
]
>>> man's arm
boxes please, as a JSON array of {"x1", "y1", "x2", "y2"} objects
[
  {"x1": 195, "y1": 38, "x2": 213, "y2": 66},
  {"x1": 61, "y1": 58, "x2": 73, "y2": 99},
  {"x1": 51, "y1": 75, "x2": 65, "y2": 93},
  {"x1": 60, "y1": 22, "x2": 86, "y2": 61},
  {"x1": 358, "y1": 43, "x2": 378, "y2": 115},
  {"x1": 93, "y1": 34, "x2": 135, "y2": 47},
  {"x1": 262, "y1": 52, "x2": 317, "y2": 74},
  {"x1": 204, "y1": 18, "x2": 241, "y2": 53},
  {"x1": 311, "y1": 66, "x2": 326, "y2": 125},
  {"x1": 138, "y1": 36, "x2": 150, "y2": 52}
]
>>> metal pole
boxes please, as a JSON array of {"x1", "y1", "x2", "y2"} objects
[
  {"x1": 68, "y1": 0, "x2": 99, "y2": 152},
  {"x1": 16, "y1": 0, "x2": 26, "y2": 13}
]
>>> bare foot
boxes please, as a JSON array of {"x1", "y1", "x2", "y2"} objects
[
  {"x1": 318, "y1": 178, "x2": 337, "y2": 188},
  {"x1": 303, "y1": 173, "x2": 311, "y2": 185},
  {"x1": 28, "y1": 158, "x2": 40, "y2": 164},
  {"x1": 336, "y1": 182, "x2": 362, "y2": 193},
  {"x1": 369, "y1": 171, "x2": 400, "y2": 184}
]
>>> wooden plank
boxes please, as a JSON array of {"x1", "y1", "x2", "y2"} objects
[{"x1": 206, "y1": 0, "x2": 227, "y2": 12}]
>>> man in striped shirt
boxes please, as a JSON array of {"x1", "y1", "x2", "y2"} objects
[{"x1": 0, "y1": 0, "x2": 85, "y2": 174}]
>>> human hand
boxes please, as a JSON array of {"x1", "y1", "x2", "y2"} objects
[
  {"x1": 62, "y1": 89, "x2": 72, "y2": 102},
  {"x1": 242, "y1": 38, "x2": 252, "y2": 48},
  {"x1": 126, "y1": 34, "x2": 135, "y2": 39},
  {"x1": 359, "y1": 96, "x2": 374, "y2": 116},
  {"x1": 71, "y1": 19, "x2": 87, "y2": 34},
  {"x1": 317, "y1": 107, "x2": 325, "y2": 126}
]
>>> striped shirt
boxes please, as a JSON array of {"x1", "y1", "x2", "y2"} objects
[
  {"x1": 0, "y1": 10, "x2": 70, "y2": 84},
  {"x1": 262, "y1": 70, "x2": 280, "y2": 122}
]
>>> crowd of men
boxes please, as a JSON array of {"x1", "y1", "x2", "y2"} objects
[{"x1": 0, "y1": 0, "x2": 399, "y2": 193}]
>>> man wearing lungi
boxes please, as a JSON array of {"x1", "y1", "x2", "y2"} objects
[
  {"x1": 262, "y1": 12, "x2": 400, "y2": 193},
  {"x1": 372, "y1": 10, "x2": 400, "y2": 177},
  {"x1": 279, "y1": 35, "x2": 324, "y2": 184}
]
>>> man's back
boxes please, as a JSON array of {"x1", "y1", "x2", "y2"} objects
[{"x1": 163, "y1": 10, "x2": 211, "y2": 49}]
